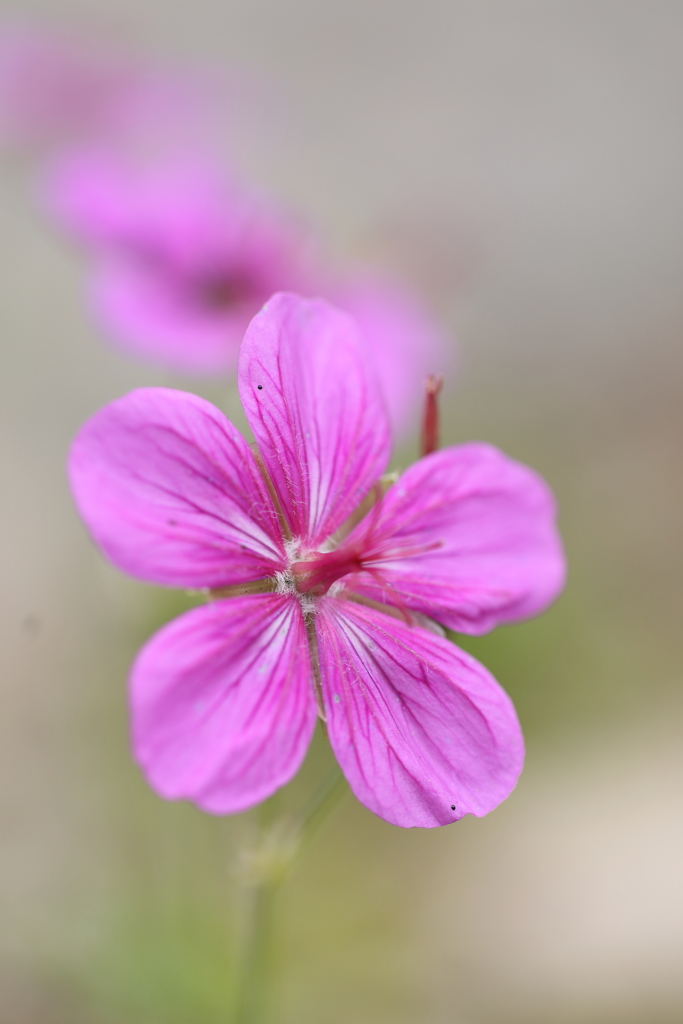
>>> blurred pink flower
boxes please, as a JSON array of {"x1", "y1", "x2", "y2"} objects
[
  {"x1": 0, "y1": 22, "x2": 130, "y2": 148},
  {"x1": 45, "y1": 146, "x2": 450, "y2": 434},
  {"x1": 68, "y1": 293, "x2": 565, "y2": 828},
  {"x1": 45, "y1": 148, "x2": 316, "y2": 374},
  {"x1": 0, "y1": 21, "x2": 226, "y2": 152}
]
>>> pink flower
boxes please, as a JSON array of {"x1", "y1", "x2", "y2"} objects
[
  {"x1": 68, "y1": 293, "x2": 565, "y2": 828},
  {"x1": 0, "y1": 21, "x2": 225, "y2": 152},
  {"x1": 44, "y1": 146, "x2": 449, "y2": 434},
  {"x1": 44, "y1": 148, "x2": 316, "y2": 374},
  {"x1": 0, "y1": 22, "x2": 131, "y2": 148}
]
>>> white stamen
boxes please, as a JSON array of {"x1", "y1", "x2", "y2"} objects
[
  {"x1": 283, "y1": 537, "x2": 301, "y2": 562},
  {"x1": 300, "y1": 595, "x2": 318, "y2": 616},
  {"x1": 274, "y1": 569, "x2": 296, "y2": 596}
]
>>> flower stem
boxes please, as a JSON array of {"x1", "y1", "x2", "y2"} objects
[
  {"x1": 233, "y1": 877, "x2": 278, "y2": 1024},
  {"x1": 297, "y1": 762, "x2": 347, "y2": 849},
  {"x1": 232, "y1": 764, "x2": 347, "y2": 1024}
]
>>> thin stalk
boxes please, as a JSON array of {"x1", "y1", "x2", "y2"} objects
[
  {"x1": 233, "y1": 878, "x2": 279, "y2": 1024},
  {"x1": 297, "y1": 763, "x2": 347, "y2": 850},
  {"x1": 231, "y1": 765, "x2": 347, "y2": 1024}
]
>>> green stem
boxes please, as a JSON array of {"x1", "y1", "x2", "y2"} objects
[
  {"x1": 233, "y1": 878, "x2": 279, "y2": 1024},
  {"x1": 297, "y1": 764, "x2": 347, "y2": 849},
  {"x1": 232, "y1": 766, "x2": 347, "y2": 1024}
]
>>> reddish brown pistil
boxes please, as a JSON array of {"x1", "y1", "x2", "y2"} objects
[
  {"x1": 421, "y1": 374, "x2": 444, "y2": 457},
  {"x1": 290, "y1": 546, "x2": 364, "y2": 596},
  {"x1": 195, "y1": 269, "x2": 257, "y2": 310}
]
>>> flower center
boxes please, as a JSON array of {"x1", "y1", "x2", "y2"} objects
[
  {"x1": 193, "y1": 268, "x2": 259, "y2": 311},
  {"x1": 290, "y1": 545, "x2": 364, "y2": 597},
  {"x1": 126, "y1": 239, "x2": 263, "y2": 313}
]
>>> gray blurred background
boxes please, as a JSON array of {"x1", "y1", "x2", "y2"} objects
[{"x1": 1, "y1": 2, "x2": 682, "y2": 1022}]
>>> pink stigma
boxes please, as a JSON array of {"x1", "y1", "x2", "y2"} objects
[
  {"x1": 290, "y1": 546, "x2": 364, "y2": 596},
  {"x1": 421, "y1": 374, "x2": 443, "y2": 457}
]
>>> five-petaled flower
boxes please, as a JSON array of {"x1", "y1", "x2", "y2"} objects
[{"x1": 68, "y1": 293, "x2": 565, "y2": 828}]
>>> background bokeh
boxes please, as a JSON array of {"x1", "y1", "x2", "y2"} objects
[{"x1": 1, "y1": 2, "x2": 683, "y2": 1022}]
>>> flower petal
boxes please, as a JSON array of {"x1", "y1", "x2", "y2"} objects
[
  {"x1": 89, "y1": 257, "x2": 248, "y2": 374},
  {"x1": 43, "y1": 148, "x2": 246, "y2": 253},
  {"x1": 69, "y1": 387, "x2": 285, "y2": 588},
  {"x1": 238, "y1": 293, "x2": 392, "y2": 547},
  {"x1": 131, "y1": 594, "x2": 316, "y2": 814},
  {"x1": 316, "y1": 598, "x2": 524, "y2": 828},
  {"x1": 344, "y1": 443, "x2": 566, "y2": 634}
]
